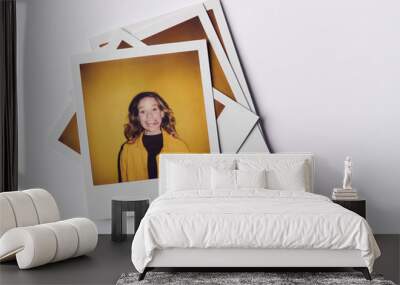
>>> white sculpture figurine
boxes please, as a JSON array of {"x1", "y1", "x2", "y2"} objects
[{"x1": 342, "y1": 156, "x2": 353, "y2": 190}]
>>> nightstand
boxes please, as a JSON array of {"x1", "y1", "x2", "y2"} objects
[{"x1": 332, "y1": 199, "x2": 366, "y2": 219}]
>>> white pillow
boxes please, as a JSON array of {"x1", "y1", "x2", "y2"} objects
[
  {"x1": 267, "y1": 164, "x2": 306, "y2": 191},
  {"x1": 166, "y1": 160, "x2": 235, "y2": 191},
  {"x1": 211, "y1": 169, "x2": 267, "y2": 190},
  {"x1": 166, "y1": 163, "x2": 208, "y2": 191},
  {"x1": 237, "y1": 159, "x2": 308, "y2": 191},
  {"x1": 236, "y1": 169, "x2": 267, "y2": 189},
  {"x1": 211, "y1": 168, "x2": 236, "y2": 190}
]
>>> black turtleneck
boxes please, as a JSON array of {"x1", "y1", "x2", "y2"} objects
[{"x1": 142, "y1": 133, "x2": 163, "y2": 179}]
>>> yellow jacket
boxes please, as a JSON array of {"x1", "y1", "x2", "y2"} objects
[{"x1": 119, "y1": 131, "x2": 189, "y2": 182}]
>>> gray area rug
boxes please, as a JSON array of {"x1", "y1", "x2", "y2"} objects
[{"x1": 116, "y1": 271, "x2": 396, "y2": 285}]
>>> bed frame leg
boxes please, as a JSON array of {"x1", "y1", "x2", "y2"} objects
[
  {"x1": 138, "y1": 268, "x2": 148, "y2": 281},
  {"x1": 354, "y1": 267, "x2": 371, "y2": 280}
]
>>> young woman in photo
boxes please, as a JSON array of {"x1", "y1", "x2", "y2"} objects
[{"x1": 119, "y1": 91, "x2": 189, "y2": 182}]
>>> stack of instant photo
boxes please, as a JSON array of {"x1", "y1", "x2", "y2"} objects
[{"x1": 50, "y1": 0, "x2": 270, "y2": 219}]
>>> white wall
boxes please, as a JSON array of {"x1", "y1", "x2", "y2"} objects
[{"x1": 17, "y1": 0, "x2": 400, "y2": 234}]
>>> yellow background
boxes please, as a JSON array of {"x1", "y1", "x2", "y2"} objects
[{"x1": 79, "y1": 51, "x2": 211, "y2": 185}]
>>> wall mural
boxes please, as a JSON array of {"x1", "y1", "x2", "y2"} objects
[{"x1": 51, "y1": 0, "x2": 270, "y2": 219}]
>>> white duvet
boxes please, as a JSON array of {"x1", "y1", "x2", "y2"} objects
[{"x1": 131, "y1": 190, "x2": 380, "y2": 273}]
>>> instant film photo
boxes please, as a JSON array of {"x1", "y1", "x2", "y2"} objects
[{"x1": 71, "y1": 40, "x2": 218, "y2": 218}]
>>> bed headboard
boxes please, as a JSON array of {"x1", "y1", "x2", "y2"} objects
[{"x1": 159, "y1": 153, "x2": 315, "y2": 196}]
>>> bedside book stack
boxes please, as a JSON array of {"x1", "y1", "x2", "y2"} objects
[{"x1": 332, "y1": 188, "x2": 359, "y2": 200}]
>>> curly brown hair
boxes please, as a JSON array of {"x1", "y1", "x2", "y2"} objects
[{"x1": 124, "y1": 92, "x2": 178, "y2": 143}]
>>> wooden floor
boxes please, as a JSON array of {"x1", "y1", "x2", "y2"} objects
[{"x1": 0, "y1": 235, "x2": 398, "y2": 285}]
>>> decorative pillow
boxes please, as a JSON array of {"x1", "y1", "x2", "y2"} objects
[
  {"x1": 211, "y1": 168, "x2": 236, "y2": 190},
  {"x1": 237, "y1": 159, "x2": 308, "y2": 191},
  {"x1": 211, "y1": 168, "x2": 268, "y2": 190},
  {"x1": 236, "y1": 169, "x2": 267, "y2": 189}
]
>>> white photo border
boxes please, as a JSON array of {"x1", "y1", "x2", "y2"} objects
[
  {"x1": 203, "y1": 0, "x2": 270, "y2": 152},
  {"x1": 203, "y1": 0, "x2": 254, "y2": 112},
  {"x1": 103, "y1": 29, "x2": 147, "y2": 50},
  {"x1": 213, "y1": 88, "x2": 259, "y2": 153}
]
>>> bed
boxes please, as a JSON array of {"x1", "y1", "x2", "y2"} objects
[{"x1": 131, "y1": 153, "x2": 380, "y2": 280}]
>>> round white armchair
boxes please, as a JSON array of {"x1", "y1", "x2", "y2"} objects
[{"x1": 0, "y1": 188, "x2": 98, "y2": 269}]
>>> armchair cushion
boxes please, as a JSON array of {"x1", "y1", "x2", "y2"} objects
[{"x1": 0, "y1": 188, "x2": 60, "y2": 236}]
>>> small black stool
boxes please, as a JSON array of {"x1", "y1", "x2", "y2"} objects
[{"x1": 111, "y1": 197, "x2": 149, "y2": 242}]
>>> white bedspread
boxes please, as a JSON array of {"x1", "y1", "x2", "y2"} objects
[{"x1": 131, "y1": 190, "x2": 380, "y2": 272}]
